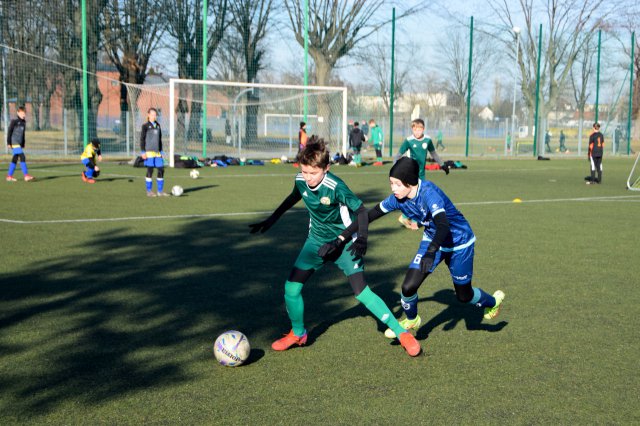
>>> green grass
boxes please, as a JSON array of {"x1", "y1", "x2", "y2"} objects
[{"x1": 1, "y1": 158, "x2": 639, "y2": 424}]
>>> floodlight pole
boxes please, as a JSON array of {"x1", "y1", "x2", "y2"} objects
[
  {"x1": 595, "y1": 29, "x2": 601, "y2": 123},
  {"x1": 202, "y1": 0, "x2": 208, "y2": 158},
  {"x1": 532, "y1": 24, "x2": 542, "y2": 157},
  {"x1": 510, "y1": 27, "x2": 521, "y2": 156},
  {"x1": 81, "y1": 0, "x2": 89, "y2": 147},
  {"x1": 627, "y1": 32, "x2": 635, "y2": 156}
]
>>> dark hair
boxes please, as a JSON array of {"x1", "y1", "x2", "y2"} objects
[
  {"x1": 354, "y1": 121, "x2": 359, "y2": 127},
  {"x1": 593, "y1": 122, "x2": 600, "y2": 130},
  {"x1": 411, "y1": 118, "x2": 425, "y2": 128},
  {"x1": 91, "y1": 137, "x2": 101, "y2": 147},
  {"x1": 297, "y1": 135, "x2": 330, "y2": 168},
  {"x1": 300, "y1": 121, "x2": 306, "y2": 128},
  {"x1": 17, "y1": 106, "x2": 25, "y2": 112},
  {"x1": 148, "y1": 107, "x2": 158, "y2": 114}
]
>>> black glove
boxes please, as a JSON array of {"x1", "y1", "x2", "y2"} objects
[
  {"x1": 419, "y1": 251, "x2": 436, "y2": 273},
  {"x1": 248, "y1": 217, "x2": 275, "y2": 234},
  {"x1": 348, "y1": 236, "x2": 368, "y2": 258},
  {"x1": 318, "y1": 238, "x2": 344, "y2": 258},
  {"x1": 441, "y1": 164, "x2": 450, "y2": 175}
]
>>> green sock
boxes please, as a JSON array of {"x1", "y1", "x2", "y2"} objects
[
  {"x1": 284, "y1": 281, "x2": 305, "y2": 336},
  {"x1": 355, "y1": 286, "x2": 405, "y2": 337}
]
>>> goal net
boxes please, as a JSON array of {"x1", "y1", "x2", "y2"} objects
[
  {"x1": 126, "y1": 79, "x2": 347, "y2": 167},
  {"x1": 627, "y1": 153, "x2": 640, "y2": 191}
]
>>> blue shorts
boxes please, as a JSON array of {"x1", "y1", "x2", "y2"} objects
[
  {"x1": 12, "y1": 147, "x2": 23, "y2": 155},
  {"x1": 409, "y1": 241, "x2": 474, "y2": 285},
  {"x1": 82, "y1": 158, "x2": 95, "y2": 168},
  {"x1": 144, "y1": 157, "x2": 164, "y2": 168}
]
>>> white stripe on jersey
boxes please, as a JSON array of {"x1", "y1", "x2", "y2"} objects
[{"x1": 379, "y1": 201, "x2": 391, "y2": 213}]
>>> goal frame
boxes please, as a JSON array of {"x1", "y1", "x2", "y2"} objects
[
  {"x1": 627, "y1": 152, "x2": 640, "y2": 191},
  {"x1": 168, "y1": 79, "x2": 348, "y2": 167}
]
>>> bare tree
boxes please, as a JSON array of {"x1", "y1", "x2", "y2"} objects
[
  {"x1": 101, "y1": 0, "x2": 166, "y2": 142},
  {"x1": 483, "y1": 0, "x2": 625, "y2": 139},
  {"x1": 570, "y1": 33, "x2": 597, "y2": 149},
  {"x1": 164, "y1": 0, "x2": 228, "y2": 139},
  {"x1": 228, "y1": 0, "x2": 275, "y2": 142},
  {"x1": 437, "y1": 25, "x2": 495, "y2": 114}
]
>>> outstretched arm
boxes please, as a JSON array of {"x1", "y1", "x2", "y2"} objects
[
  {"x1": 429, "y1": 148, "x2": 449, "y2": 174},
  {"x1": 339, "y1": 204, "x2": 387, "y2": 241},
  {"x1": 249, "y1": 188, "x2": 302, "y2": 234}
]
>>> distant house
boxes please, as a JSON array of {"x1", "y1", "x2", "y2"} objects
[{"x1": 478, "y1": 106, "x2": 494, "y2": 121}]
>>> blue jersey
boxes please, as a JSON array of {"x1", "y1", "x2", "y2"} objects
[{"x1": 380, "y1": 180, "x2": 475, "y2": 251}]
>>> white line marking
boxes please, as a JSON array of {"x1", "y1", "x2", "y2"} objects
[{"x1": 1, "y1": 195, "x2": 638, "y2": 225}]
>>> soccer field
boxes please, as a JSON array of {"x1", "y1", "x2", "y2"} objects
[{"x1": 1, "y1": 158, "x2": 639, "y2": 424}]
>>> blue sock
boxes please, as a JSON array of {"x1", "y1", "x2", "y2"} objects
[
  {"x1": 157, "y1": 178, "x2": 164, "y2": 193},
  {"x1": 20, "y1": 162, "x2": 28, "y2": 175},
  {"x1": 470, "y1": 287, "x2": 496, "y2": 308},
  {"x1": 8, "y1": 162, "x2": 16, "y2": 176},
  {"x1": 85, "y1": 168, "x2": 94, "y2": 178},
  {"x1": 401, "y1": 292, "x2": 419, "y2": 320},
  {"x1": 145, "y1": 178, "x2": 153, "y2": 192}
]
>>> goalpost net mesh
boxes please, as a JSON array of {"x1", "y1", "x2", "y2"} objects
[{"x1": 126, "y1": 80, "x2": 347, "y2": 166}]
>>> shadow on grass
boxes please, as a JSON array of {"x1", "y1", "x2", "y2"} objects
[{"x1": 183, "y1": 184, "x2": 218, "y2": 193}]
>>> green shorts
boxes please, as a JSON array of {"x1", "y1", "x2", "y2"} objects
[{"x1": 293, "y1": 238, "x2": 364, "y2": 276}]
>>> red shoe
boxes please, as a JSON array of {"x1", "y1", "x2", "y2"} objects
[
  {"x1": 81, "y1": 172, "x2": 88, "y2": 182},
  {"x1": 6, "y1": 175, "x2": 17, "y2": 182},
  {"x1": 292, "y1": 162, "x2": 299, "y2": 168},
  {"x1": 399, "y1": 332, "x2": 422, "y2": 357},
  {"x1": 24, "y1": 174, "x2": 35, "y2": 181},
  {"x1": 373, "y1": 161, "x2": 383, "y2": 166},
  {"x1": 271, "y1": 330, "x2": 308, "y2": 351}
]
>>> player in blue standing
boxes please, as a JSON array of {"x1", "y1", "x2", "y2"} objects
[
  {"x1": 6, "y1": 106, "x2": 35, "y2": 182},
  {"x1": 140, "y1": 108, "x2": 168, "y2": 197},
  {"x1": 322, "y1": 157, "x2": 505, "y2": 338}
]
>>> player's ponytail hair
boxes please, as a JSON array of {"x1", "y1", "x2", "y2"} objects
[{"x1": 298, "y1": 135, "x2": 330, "y2": 169}]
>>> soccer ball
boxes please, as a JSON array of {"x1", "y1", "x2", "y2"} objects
[
  {"x1": 280, "y1": 155, "x2": 288, "y2": 163},
  {"x1": 171, "y1": 185, "x2": 184, "y2": 196},
  {"x1": 190, "y1": 169, "x2": 200, "y2": 179},
  {"x1": 214, "y1": 330, "x2": 250, "y2": 367}
]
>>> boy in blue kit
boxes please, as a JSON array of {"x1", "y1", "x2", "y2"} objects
[
  {"x1": 6, "y1": 106, "x2": 35, "y2": 182},
  {"x1": 81, "y1": 138, "x2": 102, "y2": 184},
  {"x1": 140, "y1": 108, "x2": 168, "y2": 197},
  {"x1": 322, "y1": 157, "x2": 505, "y2": 339}
]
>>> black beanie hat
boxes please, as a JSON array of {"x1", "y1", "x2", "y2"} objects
[{"x1": 390, "y1": 157, "x2": 419, "y2": 186}]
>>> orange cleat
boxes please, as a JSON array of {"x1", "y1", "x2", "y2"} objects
[
  {"x1": 81, "y1": 172, "x2": 88, "y2": 182},
  {"x1": 271, "y1": 330, "x2": 308, "y2": 351},
  {"x1": 6, "y1": 175, "x2": 17, "y2": 182},
  {"x1": 24, "y1": 174, "x2": 35, "y2": 181},
  {"x1": 399, "y1": 332, "x2": 422, "y2": 357}
]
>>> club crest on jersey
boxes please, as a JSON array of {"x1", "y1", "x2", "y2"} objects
[
  {"x1": 320, "y1": 196, "x2": 331, "y2": 205},
  {"x1": 422, "y1": 143, "x2": 428, "y2": 149}
]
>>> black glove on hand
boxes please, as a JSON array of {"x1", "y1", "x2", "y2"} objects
[
  {"x1": 348, "y1": 236, "x2": 368, "y2": 258},
  {"x1": 441, "y1": 164, "x2": 450, "y2": 175},
  {"x1": 318, "y1": 238, "x2": 343, "y2": 258},
  {"x1": 248, "y1": 217, "x2": 275, "y2": 234},
  {"x1": 420, "y1": 251, "x2": 436, "y2": 273}
]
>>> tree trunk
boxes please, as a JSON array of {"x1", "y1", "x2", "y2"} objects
[
  {"x1": 312, "y1": 57, "x2": 333, "y2": 144},
  {"x1": 578, "y1": 108, "x2": 584, "y2": 155}
]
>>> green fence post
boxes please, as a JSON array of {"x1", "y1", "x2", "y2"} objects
[
  {"x1": 628, "y1": 32, "x2": 635, "y2": 156},
  {"x1": 389, "y1": 7, "x2": 396, "y2": 157},
  {"x1": 464, "y1": 16, "x2": 473, "y2": 157},
  {"x1": 81, "y1": 0, "x2": 88, "y2": 147},
  {"x1": 202, "y1": 0, "x2": 208, "y2": 158},
  {"x1": 533, "y1": 24, "x2": 542, "y2": 157},
  {"x1": 595, "y1": 29, "x2": 601, "y2": 123},
  {"x1": 303, "y1": 0, "x2": 309, "y2": 121}
]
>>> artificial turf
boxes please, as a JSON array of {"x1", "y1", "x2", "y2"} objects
[{"x1": 1, "y1": 158, "x2": 639, "y2": 424}]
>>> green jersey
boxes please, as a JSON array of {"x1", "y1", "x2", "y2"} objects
[
  {"x1": 369, "y1": 125, "x2": 383, "y2": 147},
  {"x1": 294, "y1": 171, "x2": 363, "y2": 243},
  {"x1": 397, "y1": 135, "x2": 436, "y2": 179}
]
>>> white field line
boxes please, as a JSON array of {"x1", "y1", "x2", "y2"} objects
[
  {"x1": 28, "y1": 166, "x2": 569, "y2": 180},
  {"x1": 1, "y1": 195, "x2": 638, "y2": 225}
]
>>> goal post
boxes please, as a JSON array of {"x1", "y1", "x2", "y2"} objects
[
  {"x1": 161, "y1": 79, "x2": 348, "y2": 167},
  {"x1": 627, "y1": 153, "x2": 640, "y2": 191}
]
